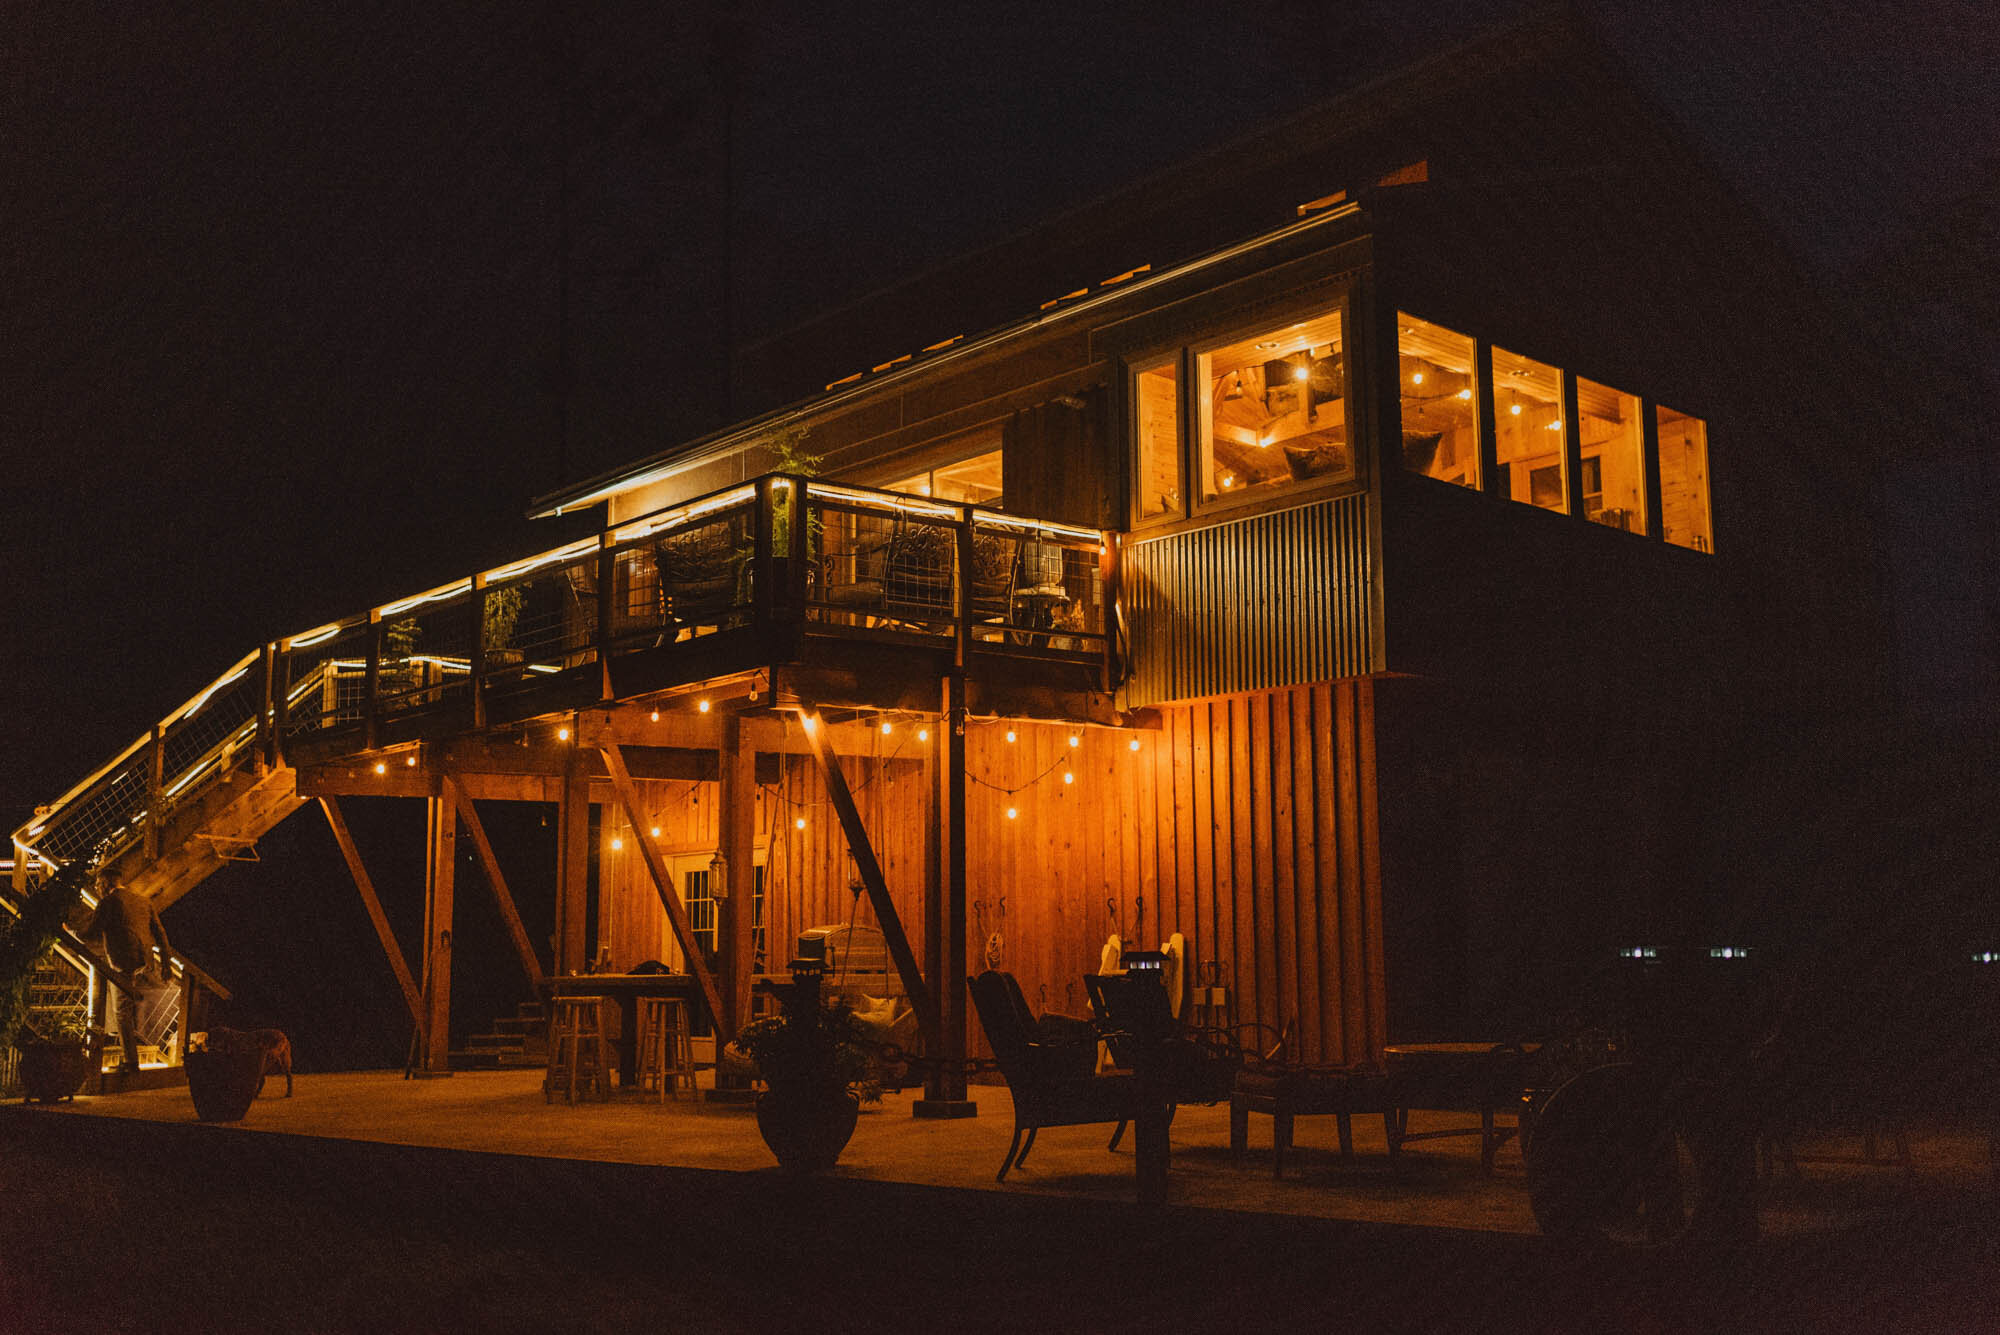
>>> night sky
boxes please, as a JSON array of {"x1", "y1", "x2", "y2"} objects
[{"x1": 5, "y1": 1, "x2": 1993, "y2": 1061}]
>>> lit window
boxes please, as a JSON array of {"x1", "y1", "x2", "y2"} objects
[
  {"x1": 1656, "y1": 405, "x2": 1712, "y2": 552},
  {"x1": 1576, "y1": 378, "x2": 1645, "y2": 533},
  {"x1": 889, "y1": 442, "x2": 1004, "y2": 505},
  {"x1": 1397, "y1": 314, "x2": 1478, "y2": 489},
  {"x1": 1133, "y1": 355, "x2": 1182, "y2": 521},
  {"x1": 1197, "y1": 305, "x2": 1352, "y2": 508},
  {"x1": 1491, "y1": 346, "x2": 1566, "y2": 513}
]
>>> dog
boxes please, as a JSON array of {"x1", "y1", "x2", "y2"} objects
[{"x1": 194, "y1": 1027, "x2": 294, "y2": 1096}]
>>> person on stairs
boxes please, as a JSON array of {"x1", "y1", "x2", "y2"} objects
[{"x1": 82, "y1": 878, "x2": 175, "y2": 1073}]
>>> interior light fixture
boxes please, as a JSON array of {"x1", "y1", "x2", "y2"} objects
[{"x1": 1457, "y1": 389, "x2": 1473, "y2": 400}]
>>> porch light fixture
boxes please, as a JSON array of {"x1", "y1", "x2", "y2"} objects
[{"x1": 708, "y1": 850, "x2": 729, "y2": 902}]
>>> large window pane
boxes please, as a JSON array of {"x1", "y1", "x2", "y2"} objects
[
  {"x1": 1577, "y1": 377, "x2": 1646, "y2": 533},
  {"x1": 1133, "y1": 356, "x2": 1182, "y2": 521},
  {"x1": 889, "y1": 444, "x2": 1003, "y2": 505},
  {"x1": 1656, "y1": 405, "x2": 1713, "y2": 552},
  {"x1": 1397, "y1": 314, "x2": 1479, "y2": 488},
  {"x1": 1491, "y1": 346, "x2": 1566, "y2": 513},
  {"x1": 1198, "y1": 305, "x2": 1352, "y2": 507}
]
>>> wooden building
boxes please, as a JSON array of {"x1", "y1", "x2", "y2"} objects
[{"x1": 11, "y1": 14, "x2": 1888, "y2": 1093}]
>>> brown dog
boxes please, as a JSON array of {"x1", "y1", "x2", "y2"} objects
[{"x1": 198, "y1": 1027, "x2": 293, "y2": 1096}]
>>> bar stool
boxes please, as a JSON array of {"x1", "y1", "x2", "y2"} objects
[
  {"x1": 545, "y1": 995, "x2": 613, "y2": 1103},
  {"x1": 636, "y1": 996, "x2": 697, "y2": 1103}
]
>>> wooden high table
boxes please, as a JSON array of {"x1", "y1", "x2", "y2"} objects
[
  {"x1": 541, "y1": 974, "x2": 702, "y2": 1089},
  {"x1": 1383, "y1": 1041, "x2": 1541, "y2": 1174}
]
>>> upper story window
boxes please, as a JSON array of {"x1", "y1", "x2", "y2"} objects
[
  {"x1": 888, "y1": 441, "x2": 1004, "y2": 505},
  {"x1": 1492, "y1": 345, "x2": 1567, "y2": 513},
  {"x1": 1133, "y1": 356, "x2": 1183, "y2": 521},
  {"x1": 1196, "y1": 305, "x2": 1353, "y2": 510},
  {"x1": 1656, "y1": 405, "x2": 1713, "y2": 552},
  {"x1": 1577, "y1": 378, "x2": 1646, "y2": 533},
  {"x1": 1398, "y1": 316, "x2": 1479, "y2": 489},
  {"x1": 1396, "y1": 310, "x2": 1713, "y2": 555}
]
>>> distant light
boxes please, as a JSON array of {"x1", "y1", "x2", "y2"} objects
[
  {"x1": 802, "y1": 714, "x2": 818, "y2": 733},
  {"x1": 1619, "y1": 946, "x2": 1658, "y2": 960},
  {"x1": 698, "y1": 699, "x2": 710, "y2": 714},
  {"x1": 1221, "y1": 475, "x2": 1235, "y2": 488},
  {"x1": 1457, "y1": 389, "x2": 1472, "y2": 400},
  {"x1": 1291, "y1": 365, "x2": 1309, "y2": 382},
  {"x1": 1546, "y1": 419, "x2": 1563, "y2": 431},
  {"x1": 1975, "y1": 952, "x2": 2000, "y2": 965},
  {"x1": 1708, "y1": 946, "x2": 1751, "y2": 960},
  {"x1": 373, "y1": 761, "x2": 387, "y2": 775}
]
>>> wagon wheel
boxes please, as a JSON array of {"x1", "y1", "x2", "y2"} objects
[{"x1": 1526, "y1": 1063, "x2": 1750, "y2": 1254}]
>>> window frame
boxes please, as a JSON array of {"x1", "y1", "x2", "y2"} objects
[{"x1": 1126, "y1": 288, "x2": 1363, "y2": 528}]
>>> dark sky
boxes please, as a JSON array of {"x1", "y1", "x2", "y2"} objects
[{"x1": 5, "y1": 0, "x2": 1994, "y2": 840}]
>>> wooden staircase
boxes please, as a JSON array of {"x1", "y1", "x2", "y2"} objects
[{"x1": 450, "y1": 999, "x2": 549, "y2": 1071}]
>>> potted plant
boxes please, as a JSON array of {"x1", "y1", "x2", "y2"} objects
[
  {"x1": 732, "y1": 960, "x2": 879, "y2": 1173},
  {"x1": 184, "y1": 1027, "x2": 266, "y2": 1122},
  {"x1": 15, "y1": 1016, "x2": 103, "y2": 1104},
  {"x1": 1, "y1": 862, "x2": 92, "y2": 1101},
  {"x1": 481, "y1": 584, "x2": 525, "y2": 668}
]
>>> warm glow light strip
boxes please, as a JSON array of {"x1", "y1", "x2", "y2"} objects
[
  {"x1": 967, "y1": 509, "x2": 1101, "y2": 543},
  {"x1": 534, "y1": 202, "x2": 1362, "y2": 517},
  {"x1": 287, "y1": 622, "x2": 350, "y2": 649},
  {"x1": 482, "y1": 536, "x2": 600, "y2": 585},
  {"x1": 806, "y1": 481, "x2": 960, "y2": 522},
  {"x1": 168, "y1": 662, "x2": 253, "y2": 725},
  {"x1": 611, "y1": 486, "x2": 758, "y2": 543},
  {"x1": 379, "y1": 579, "x2": 474, "y2": 618}
]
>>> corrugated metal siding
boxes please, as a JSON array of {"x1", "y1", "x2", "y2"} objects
[{"x1": 1123, "y1": 493, "x2": 1376, "y2": 706}]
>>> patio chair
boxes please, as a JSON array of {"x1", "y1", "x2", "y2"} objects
[
  {"x1": 1084, "y1": 972, "x2": 1242, "y2": 1105},
  {"x1": 968, "y1": 969, "x2": 1145, "y2": 1182},
  {"x1": 655, "y1": 525, "x2": 740, "y2": 627}
]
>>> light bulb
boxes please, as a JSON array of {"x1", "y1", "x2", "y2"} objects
[
  {"x1": 880, "y1": 721, "x2": 893, "y2": 735},
  {"x1": 1457, "y1": 389, "x2": 1472, "y2": 400},
  {"x1": 557, "y1": 727, "x2": 571, "y2": 741},
  {"x1": 917, "y1": 729, "x2": 929, "y2": 742},
  {"x1": 1005, "y1": 730, "x2": 1016, "y2": 743},
  {"x1": 1063, "y1": 771, "x2": 1074, "y2": 785},
  {"x1": 610, "y1": 836, "x2": 623, "y2": 851},
  {"x1": 1067, "y1": 735, "x2": 1080, "y2": 748},
  {"x1": 1006, "y1": 807, "x2": 1018, "y2": 820},
  {"x1": 698, "y1": 699, "x2": 710, "y2": 713},
  {"x1": 405, "y1": 755, "x2": 416, "y2": 767},
  {"x1": 794, "y1": 817, "x2": 806, "y2": 830},
  {"x1": 650, "y1": 826, "x2": 660, "y2": 838},
  {"x1": 650, "y1": 710, "x2": 660, "y2": 722},
  {"x1": 1129, "y1": 737, "x2": 1141, "y2": 751},
  {"x1": 1411, "y1": 372, "x2": 1424, "y2": 384},
  {"x1": 1510, "y1": 404, "x2": 1522, "y2": 416},
  {"x1": 373, "y1": 761, "x2": 386, "y2": 775}
]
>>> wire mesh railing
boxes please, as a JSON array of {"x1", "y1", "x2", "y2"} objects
[{"x1": 13, "y1": 473, "x2": 1116, "y2": 878}]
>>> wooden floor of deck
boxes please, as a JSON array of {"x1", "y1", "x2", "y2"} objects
[{"x1": 26, "y1": 1068, "x2": 1998, "y2": 1241}]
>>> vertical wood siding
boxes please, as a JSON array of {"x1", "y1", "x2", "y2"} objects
[
  {"x1": 1122, "y1": 493, "x2": 1376, "y2": 708},
  {"x1": 597, "y1": 679, "x2": 1386, "y2": 1066}
]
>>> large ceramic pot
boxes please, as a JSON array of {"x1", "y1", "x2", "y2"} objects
[
  {"x1": 754, "y1": 1083, "x2": 860, "y2": 1173},
  {"x1": 185, "y1": 1046, "x2": 265, "y2": 1122},
  {"x1": 17, "y1": 1041, "x2": 94, "y2": 1104}
]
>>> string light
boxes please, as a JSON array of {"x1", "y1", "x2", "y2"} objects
[
  {"x1": 880, "y1": 721, "x2": 893, "y2": 735},
  {"x1": 1067, "y1": 734, "x2": 1080, "y2": 748},
  {"x1": 1063, "y1": 771, "x2": 1074, "y2": 785},
  {"x1": 918, "y1": 728, "x2": 930, "y2": 742},
  {"x1": 1005, "y1": 730, "x2": 1016, "y2": 743},
  {"x1": 610, "y1": 836, "x2": 624, "y2": 850},
  {"x1": 557, "y1": 727, "x2": 571, "y2": 741},
  {"x1": 1129, "y1": 737, "x2": 1141, "y2": 751},
  {"x1": 651, "y1": 710, "x2": 660, "y2": 722},
  {"x1": 650, "y1": 826, "x2": 661, "y2": 838},
  {"x1": 1006, "y1": 807, "x2": 1018, "y2": 820},
  {"x1": 698, "y1": 699, "x2": 710, "y2": 714},
  {"x1": 373, "y1": 761, "x2": 387, "y2": 775},
  {"x1": 405, "y1": 755, "x2": 417, "y2": 767}
]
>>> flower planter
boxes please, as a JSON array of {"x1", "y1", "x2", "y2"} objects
[
  {"x1": 755, "y1": 1085, "x2": 860, "y2": 1173},
  {"x1": 186, "y1": 1046, "x2": 265, "y2": 1122},
  {"x1": 17, "y1": 1041, "x2": 94, "y2": 1104}
]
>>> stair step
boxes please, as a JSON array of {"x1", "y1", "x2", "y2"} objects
[
  {"x1": 448, "y1": 1048, "x2": 547, "y2": 1072},
  {"x1": 491, "y1": 1017, "x2": 543, "y2": 1037}
]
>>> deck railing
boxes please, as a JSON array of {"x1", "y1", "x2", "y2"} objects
[{"x1": 12, "y1": 475, "x2": 1115, "y2": 884}]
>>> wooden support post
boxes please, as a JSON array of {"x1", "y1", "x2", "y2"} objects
[
  {"x1": 364, "y1": 612, "x2": 382, "y2": 752},
  {"x1": 256, "y1": 642, "x2": 277, "y2": 772},
  {"x1": 595, "y1": 541, "x2": 615, "y2": 702},
  {"x1": 469, "y1": 577, "x2": 488, "y2": 731},
  {"x1": 555, "y1": 748, "x2": 590, "y2": 976},
  {"x1": 717, "y1": 710, "x2": 755, "y2": 1041},
  {"x1": 450, "y1": 782, "x2": 544, "y2": 985},
  {"x1": 319, "y1": 797, "x2": 424, "y2": 1026},
  {"x1": 920, "y1": 676, "x2": 972, "y2": 1112},
  {"x1": 144, "y1": 724, "x2": 165, "y2": 862},
  {"x1": 794, "y1": 699, "x2": 934, "y2": 1030},
  {"x1": 598, "y1": 740, "x2": 729, "y2": 1037},
  {"x1": 421, "y1": 784, "x2": 458, "y2": 1073}
]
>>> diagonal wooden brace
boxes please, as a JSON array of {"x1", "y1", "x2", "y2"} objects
[
  {"x1": 598, "y1": 740, "x2": 730, "y2": 1039},
  {"x1": 319, "y1": 796, "x2": 424, "y2": 1027},
  {"x1": 795, "y1": 702, "x2": 934, "y2": 1040},
  {"x1": 449, "y1": 782, "x2": 545, "y2": 985}
]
